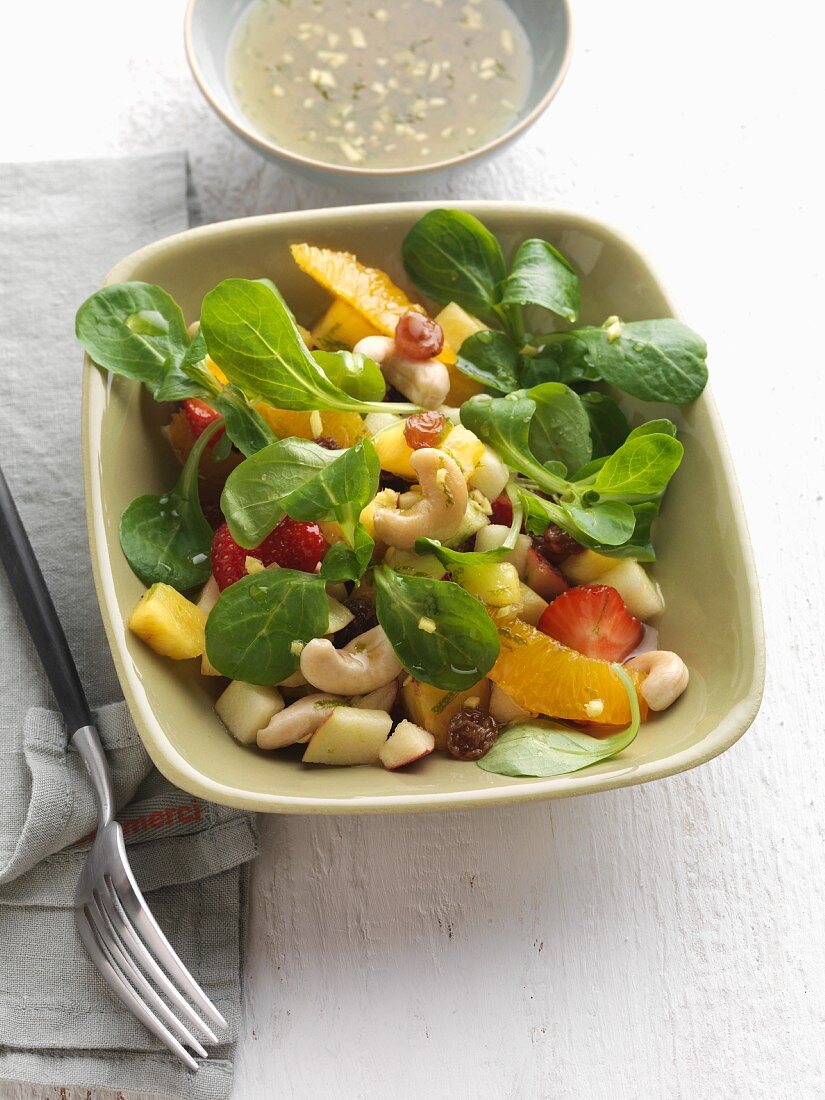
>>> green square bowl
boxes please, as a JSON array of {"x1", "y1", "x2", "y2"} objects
[{"x1": 83, "y1": 202, "x2": 765, "y2": 814}]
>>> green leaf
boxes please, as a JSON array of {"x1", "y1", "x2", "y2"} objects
[
  {"x1": 478, "y1": 665, "x2": 640, "y2": 777},
  {"x1": 579, "y1": 392, "x2": 631, "y2": 458},
  {"x1": 541, "y1": 319, "x2": 708, "y2": 404},
  {"x1": 312, "y1": 349, "x2": 386, "y2": 403},
  {"x1": 119, "y1": 419, "x2": 220, "y2": 589},
  {"x1": 526, "y1": 382, "x2": 592, "y2": 473},
  {"x1": 321, "y1": 525, "x2": 375, "y2": 583},
  {"x1": 559, "y1": 501, "x2": 637, "y2": 546},
  {"x1": 500, "y1": 238, "x2": 580, "y2": 323},
  {"x1": 592, "y1": 433, "x2": 684, "y2": 501},
  {"x1": 213, "y1": 385, "x2": 277, "y2": 457},
  {"x1": 401, "y1": 209, "x2": 507, "y2": 322},
  {"x1": 76, "y1": 282, "x2": 207, "y2": 401},
  {"x1": 200, "y1": 279, "x2": 415, "y2": 414},
  {"x1": 281, "y1": 439, "x2": 380, "y2": 537},
  {"x1": 626, "y1": 418, "x2": 678, "y2": 440},
  {"x1": 460, "y1": 393, "x2": 568, "y2": 496},
  {"x1": 374, "y1": 565, "x2": 500, "y2": 691},
  {"x1": 221, "y1": 438, "x2": 380, "y2": 549},
  {"x1": 415, "y1": 536, "x2": 510, "y2": 569},
  {"x1": 454, "y1": 330, "x2": 520, "y2": 393},
  {"x1": 221, "y1": 438, "x2": 337, "y2": 548},
  {"x1": 583, "y1": 500, "x2": 661, "y2": 562},
  {"x1": 205, "y1": 569, "x2": 329, "y2": 685},
  {"x1": 518, "y1": 347, "x2": 600, "y2": 389}
]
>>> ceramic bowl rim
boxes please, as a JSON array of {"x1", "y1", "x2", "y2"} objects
[
  {"x1": 183, "y1": 0, "x2": 575, "y2": 179},
  {"x1": 82, "y1": 200, "x2": 765, "y2": 814}
]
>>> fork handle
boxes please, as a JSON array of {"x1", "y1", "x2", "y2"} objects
[{"x1": 0, "y1": 464, "x2": 93, "y2": 736}]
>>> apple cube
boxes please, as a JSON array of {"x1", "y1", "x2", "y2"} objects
[
  {"x1": 379, "y1": 720, "x2": 435, "y2": 770},
  {"x1": 216, "y1": 681, "x2": 285, "y2": 745},
  {"x1": 197, "y1": 576, "x2": 224, "y2": 677},
  {"x1": 468, "y1": 446, "x2": 509, "y2": 502},
  {"x1": 384, "y1": 547, "x2": 446, "y2": 580},
  {"x1": 326, "y1": 595, "x2": 355, "y2": 635},
  {"x1": 302, "y1": 706, "x2": 392, "y2": 766},
  {"x1": 517, "y1": 582, "x2": 549, "y2": 627},
  {"x1": 489, "y1": 684, "x2": 534, "y2": 724},
  {"x1": 474, "y1": 525, "x2": 532, "y2": 578},
  {"x1": 601, "y1": 560, "x2": 665, "y2": 620},
  {"x1": 525, "y1": 549, "x2": 569, "y2": 601},
  {"x1": 354, "y1": 680, "x2": 399, "y2": 712}
]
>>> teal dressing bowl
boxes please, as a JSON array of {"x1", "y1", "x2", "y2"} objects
[{"x1": 184, "y1": 0, "x2": 574, "y2": 189}]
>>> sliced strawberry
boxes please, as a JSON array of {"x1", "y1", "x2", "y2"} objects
[
  {"x1": 211, "y1": 519, "x2": 330, "y2": 590},
  {"x1": 267, "y1": 518, "x2": 329, "y2": 573},
  {"x1": 183, "y1": 398, "x2": 224, "y2": 444},
  {"x1": 489, "y1": 494, "x2": 513, "y2": 527},
  {"x1": 211, "y1": 524, "x2": 253, "y2": 590},
  {"x1": 537, "y1": 584, "x2": 643, "y2": 662}
]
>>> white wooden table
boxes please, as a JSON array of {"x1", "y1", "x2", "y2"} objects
[{"x1": 4, "y1": 0, "x2": 824, "y2": 1096}]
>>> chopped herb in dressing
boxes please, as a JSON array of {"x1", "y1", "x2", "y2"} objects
[{"x1": 228, "y1": 0, "x2": 532, "y2": 169}]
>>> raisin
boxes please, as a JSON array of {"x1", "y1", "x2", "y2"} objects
[
  {"x1": 446, "y1": 707, "x2": 499, "y2": 761},
  {"x1": 489, "y1": 494, "x2": 513, "y2": 527},
  {"x1": 533, "y1": 524, "x2": 584, "y2": 565},
  {"x1": 313, "y1": 436, "x2": 340, "y2": 450},
  {"x1": 403, "y1": 410, "x2": 446, "y2": 450},
  {"x1": 379, "y1": 471, "x2": 411, "y2": 494},
  {"x1": 333, "y1": 596, "x2": 378, "y2": 649},
  {"x1": 395, "y1": 311, "x2": 444, "y2": 360}
]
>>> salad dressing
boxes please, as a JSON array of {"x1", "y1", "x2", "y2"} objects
[{"x1": 228, "y1": 0, "x2": 532, "y2": 168}]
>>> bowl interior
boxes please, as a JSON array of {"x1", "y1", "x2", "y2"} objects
[
  {"x1": 187, "y1": 0, "x2": 572, "y2": 172},
  {"x1": 85, "y1": 203, "x2": 764, "y2": 812}
]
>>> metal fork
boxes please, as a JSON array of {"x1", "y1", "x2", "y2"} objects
[{"x1": 0, "y1": 465, "x2": 226, "y2": 1070}]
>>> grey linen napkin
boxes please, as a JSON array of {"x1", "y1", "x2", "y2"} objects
[{"x1": 0, "y1": 154, "x2": 258, "y2": 1099}]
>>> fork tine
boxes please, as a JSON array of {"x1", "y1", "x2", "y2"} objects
[
  {"x1": 91, "y1": 891, "x2": 209, "y2": 1059},
  {"x1": 112, "y1": 831, "x2": 228, "y2": 1030},
  {"x1": 77, "y1": 905, "x2": 199, "y2": 1072},
  {"x1": 100, "y1": 876, "x2": 219, "y2": 1044}
]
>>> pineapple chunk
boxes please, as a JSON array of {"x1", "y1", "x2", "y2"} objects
[
  {"x1": 216, "y1": 681, "x2": 284, "y2": 745},
  {"x1": 441, "y1": 498, "x2": 489, "y2": 547},
  {"x1": 401, "y1": 677, "x2": 491, "y2": 750},
  {"x1": 440, "y1": 424, "x2": 485, "y2": 477},
  {"x1": 128, "y1": 583, "x2": 206, "y2": 660},
  {"x1": 561, "y1": 549, "x2": 617, "y2": 584},
  {"x1": 453, "y1": 561, "x2": 521, "y2": 607},
  {"x1": 360, "y1": 487, "x2": 397, "y2": 541},
  {"x1": 311, "y1": 296, "x2": 380, "y2": 350},
  {"x1": 302, "y1": 706, "x2": 392, "y2": 765},
  {"x1": 372, "y1": 420, "x2": 416, "y2": 479},
  {"x1": 600, "y1": 560, "x2": 665, "y2": 620},
  {"x1": 435, "y1": 302, "x2": 489, "y2": 405}
]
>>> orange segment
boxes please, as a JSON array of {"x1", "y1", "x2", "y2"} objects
[
  {"x1": 254, "y1": 404, "x2": 366, "y2": 448},
  {"x1": 291, "y1": 242, "x2": 456, "y2": 365},
  {"x1": 489, "y1": 619, "x2": 648, "y2": 726}
]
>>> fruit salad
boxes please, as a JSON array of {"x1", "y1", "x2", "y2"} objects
[{"x1": 77, "y1": 210, "x2": 707, "y2": 778}]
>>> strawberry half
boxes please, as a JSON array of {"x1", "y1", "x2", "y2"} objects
[
  {"x1": 183, "y1": 398, "x2": 224, "y2": 444},
  {"x1": 537, "y1": 584, "x2": 643, "y2": 662},
  {"x1": 211, "y1": 519, "x2": 329, "y2": 590}
]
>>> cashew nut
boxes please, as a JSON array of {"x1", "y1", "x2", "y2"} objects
[
  {"x1": 257, "y1": 693, "x2": 344, "y2": 749},
  {"x1": 373, "y1": 448, "x2": 468, "y2": 550},
  {"x1": 354, "y1": 335, "x2": 450, "y2": 410},
  {"x1": 299, "y1": 624, "x2": 403, "y2": 695},
  {"x1": 625, "y1": 650, "x2": 689, "y2": 711}
]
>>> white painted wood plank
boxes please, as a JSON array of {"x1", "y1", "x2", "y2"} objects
[{"x1": 2, "y1": 0, "x2": 824, "y2": 1097}]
